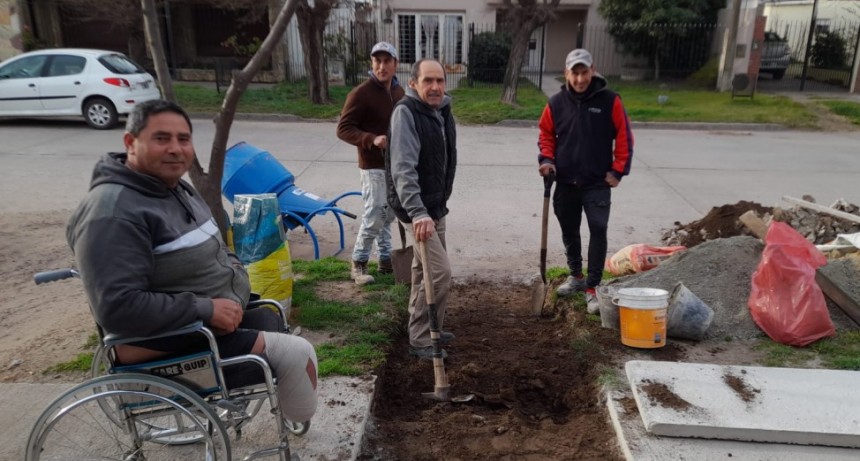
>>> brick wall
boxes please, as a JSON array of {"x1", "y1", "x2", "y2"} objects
[{"x1": 747, "y1": 15, "x2": 766, "y2": 82}]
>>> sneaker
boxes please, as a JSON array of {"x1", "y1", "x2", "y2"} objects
[
  {"x1": 377, "y1": 258, "x2": 393, "y2": 274},
  {"x1": 409, "y1": 345, "x2": 448, "y2": 360},
  {"x1": 350, "y1": 260, "x2": 375, "y2": 286},
  {"x1": 557, "y1": 275, "x2": 586, "y2": 297},
  {"x1": 585, "y1": 287, "x2": 599, "y2": 314}
]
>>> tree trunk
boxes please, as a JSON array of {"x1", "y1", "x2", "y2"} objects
[
  {"x1": 296, "y1": 0, "x2": 333, "y2": 104},
  {"x1": 183, "y1": 0, "x2": 300, "y2": 239},
  {"x1": 499, "y1": 0, "x2": 561, "y2": 106},
  {"x1": 141, "y1": 0, "x2": 175, "y2": 101},
  {"x1": 501, "y1": 24, "x2": 534, "y2": 105}
]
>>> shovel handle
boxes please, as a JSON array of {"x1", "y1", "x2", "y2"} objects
[{"x1": 417, "y1": 240, "x2": 436, "y2": 307}]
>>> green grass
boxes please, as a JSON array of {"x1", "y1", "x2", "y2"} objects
[
  {"x1": 820, "y1": 100, "x2": 860, "y2": 125},
  {"x1": 755, "y1": 330, "x2": 860, "y2": 370},
  {"x1": 175, "y1": 82, "x2": 350, "y2": 119},
  {"x1": 449, "y1": 82, "x2": 546, "y2": 124},
  {"x1": 46, "y1": 353, "x2": 93, "y2": 374},
  {"x1": 609, "y1": 80, "x2": 818, "y2": 128},
  {"x1": 291, "y1": 258, "x2": 408, "y2": 377},
  {"x1": 173, "y1": 78, "x2": 827, "y2": 127}
]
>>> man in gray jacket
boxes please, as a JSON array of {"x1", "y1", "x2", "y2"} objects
[
  {"x1": 67, "y1": 100, "x2": 318, "y2": 423},
  {"x1": 385, "y1": 59, "x2": 457, "y2": 360}
]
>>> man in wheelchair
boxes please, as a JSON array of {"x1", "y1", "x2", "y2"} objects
[{"x1": 66, "y1": 99, "x2": 318, "y2": 425}]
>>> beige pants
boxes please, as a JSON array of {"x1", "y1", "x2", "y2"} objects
[
  {"x1": 404, "y1": 217, "x2": 452, "y2": 348},
  {"x1": 262, "y1": 332, "x2": 319, "y2": 423}
]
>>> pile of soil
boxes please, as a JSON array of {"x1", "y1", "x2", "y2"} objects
[
  {"x1": 662, "y1": 201, "x2": 773, "y2": 248},
  {"x1": 358, "y1": 281, "x2": 685, "y2": 461}
]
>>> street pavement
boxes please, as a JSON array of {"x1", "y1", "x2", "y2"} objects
[
  {"x1": 1, "y1": 118, "x2": 860, "y2": 459},
  {"x1": 1, "y1": 118, "x2": 858, "y2": 280}
]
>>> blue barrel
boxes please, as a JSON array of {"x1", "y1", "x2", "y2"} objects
[{"x1": 222, "y1": 142, "x2": 295, "y2": 202}]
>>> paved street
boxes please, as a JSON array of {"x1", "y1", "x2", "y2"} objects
[{"x1": 1, "y1": 118, "x2": 859, "y2": 279}]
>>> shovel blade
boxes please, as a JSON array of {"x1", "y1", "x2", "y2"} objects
[{"x1": 422, "y1": 386, "x2": 450, "y2": 401}]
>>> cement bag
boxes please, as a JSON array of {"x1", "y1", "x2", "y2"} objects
[
  {"x1": 605, "y1": 244, "x2": 687, "y2": 276},
  {"x1": 748, "y1": 221, "x2": 834, "y2": 347},
  {"x1": 233, "y1": 194, "x2": 293, "y2": 305}
]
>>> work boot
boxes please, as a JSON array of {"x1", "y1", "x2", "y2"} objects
[
  {"x1": 585, "y1": 287, "x2": 600, "y2": 314},
  {"x1": 438, "y1": 331, "x2": 455, "y2": 344},
  {"x1": 557, "y1": 275, "x2": 586, "y2": 297},
  {"x1": 378, "y1": 257, "x2": 393, "y2": 275},
  {"x1": 409, "y1": 345, "x2": 448, "y2": 360},
  {"x1": 350, "y1": 260, "x2": 375, "y2": 286}
]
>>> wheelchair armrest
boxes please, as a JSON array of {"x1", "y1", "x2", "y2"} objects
[{"x1": 103, "y1": 321, "x2": 210, "y2": 348}]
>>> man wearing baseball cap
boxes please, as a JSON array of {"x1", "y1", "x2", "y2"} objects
[
  {"x1": 337, "y1": 42, "x2": 405, "y2": 285},
  {"x1": 536, "y1": 48, "x2": 634, "y2": 310}
]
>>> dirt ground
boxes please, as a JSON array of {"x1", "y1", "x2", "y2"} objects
[{"x1": 355, "y1": 279, "x2": 776, "y2": 461}]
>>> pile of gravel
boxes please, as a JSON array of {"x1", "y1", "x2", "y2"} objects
[{"x1": 608, "y1": 236, "x2": 765, "y2": 339}]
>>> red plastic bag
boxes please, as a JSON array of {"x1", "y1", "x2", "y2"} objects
[
  {"x1": 605, "y1": 244, "x2": 687, "y2": 276},
  {"x1": 748, "y1": 221, "x2": 834, "y2": 346}
]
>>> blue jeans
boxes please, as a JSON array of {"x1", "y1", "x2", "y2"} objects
[
  {"x1": 352, "y1": 169, "x2": 393, "y2": 262},
  {"x1": 553, "y1": 184, "x2": 611, "y2": 288}
]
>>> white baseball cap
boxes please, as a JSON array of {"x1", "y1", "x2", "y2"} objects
[
  {"x1": 371, "y1": 41, "x2": 398, "y2": 61},
  {"x1": 565, "y1": 49, "x2": 593, "y2": 70}
]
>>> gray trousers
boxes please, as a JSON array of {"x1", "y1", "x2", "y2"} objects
[{"x1": 404, "y1": 217, "x2": 451, "y2": 348}]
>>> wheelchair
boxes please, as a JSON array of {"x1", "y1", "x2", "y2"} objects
[{"x1": 26, "y1": 269, "x2": 309, "y2": 461}]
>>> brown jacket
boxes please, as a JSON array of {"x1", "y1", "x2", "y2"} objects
[{"x1": 336, "y1": 75, "x2": 405, "y2": 170}]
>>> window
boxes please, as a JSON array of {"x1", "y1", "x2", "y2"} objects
[
  {"x1": 98, "y1": 54, "x2": 145, "y2": 75},
  {"x1": 0, "y1": 56, "x2": 48, "y2": 79},
  {"x1": 814, "y1": 19, "x2": 831, "y2": 35},
  {"x1": 47, "y1": 55, "x2": 87, "y2": 77},
  {"x1": 397, "y1": 13, "x2": 464, "y2": 65}
]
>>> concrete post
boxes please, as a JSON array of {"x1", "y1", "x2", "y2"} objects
[{"x1": 718, "y1": 0, "x2": 743, "y2": 91}]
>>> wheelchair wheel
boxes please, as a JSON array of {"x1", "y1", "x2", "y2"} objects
[
  {"x1": 285, "y1": 418, "x2": 311, "y2": 436},
  {"x1": 90, "y1": 346, "x2": 209, "y2": 446},
  {"x1": 26, "y1": 373, "x2": 231, "y2": 461}
]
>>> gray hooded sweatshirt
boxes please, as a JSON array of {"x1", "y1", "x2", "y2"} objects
[{"x1": 67, "y1": 152, "x2": 250, "y2": 338}]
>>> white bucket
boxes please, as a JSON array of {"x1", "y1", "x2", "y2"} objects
[{"x1": 613, "y1": 288, "x2": 670, "y2": 348}]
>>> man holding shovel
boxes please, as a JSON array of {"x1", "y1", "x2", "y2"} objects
[
  {"x1": 337, "y1": 41, "x2": 405, "y2": 285},
  {"x1": 386, "y1": 59, "x2": 457, "y2": 360},
  {"x1": 537, "y1": 48, "x2": 633, "y2": 305}
]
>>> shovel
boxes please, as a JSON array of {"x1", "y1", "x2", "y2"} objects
[
  {"x1": 417, "y1": 239, "x2": 450, "y2": 401},
  {"x1": 530, "y1": 172, "x2": 555, "y2": 314}
]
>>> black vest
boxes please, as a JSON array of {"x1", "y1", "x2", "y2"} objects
[{"x1": 386, "y1": 97, "x2": 457, "y2": 223}]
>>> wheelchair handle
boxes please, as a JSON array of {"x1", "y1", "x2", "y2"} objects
[{"x1": 34, "y1": 269, "x2": 79, "y2": 285}]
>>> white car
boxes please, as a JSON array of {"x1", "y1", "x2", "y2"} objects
[{"x1": 0, "y1": 48, "x2": 161, "y2": 129}]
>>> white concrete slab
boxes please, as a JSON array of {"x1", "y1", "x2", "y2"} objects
[
  {"x1": 606, "y1": 388, "x2": 860, "y2": 461},
  {"x1": 625, "y1": 361, "x2": 860, "y2": 448}
]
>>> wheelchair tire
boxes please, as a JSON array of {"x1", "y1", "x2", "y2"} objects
[
  {"x1": 25, "y1": 373, "x2": 231, "y2": 461},
  {"x1": 285, "y1": 418, "x2": 311, "y2": 436}
]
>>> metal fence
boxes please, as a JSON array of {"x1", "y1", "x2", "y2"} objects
[
  {"x1": 279, "y1": 19, "x2": 726, "y2": 91},
  {"x1": 758, "y1": 17, "x2": 860, "y2": 92}
]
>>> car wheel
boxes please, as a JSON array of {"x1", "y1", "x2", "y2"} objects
[
  {"x1": 771, "y1": 69, "x2": 785, "y2": 80},
  {"x1": 83, "y1": 98, "x2": 118, "y2": 129}
]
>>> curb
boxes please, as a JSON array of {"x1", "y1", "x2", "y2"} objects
[
  {"x1": 496, "y1": 119, "x2": 788, "y2": 131},
  {"x1": 188, "y1": 112, "x2": 787, "y2": 131}
]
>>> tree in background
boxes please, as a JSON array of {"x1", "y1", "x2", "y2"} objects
[
  {"x1": 498, "y1": 0, "x2": 561, "y2": 105},
  {"x1": 296, "y1": 0, "x2": 338, "y2": 104},
  {"x1": 811, "y1": 31, "x2": 848, "y2": 69},
  {"x1": 598, "y1": 0, "x2": 724, "y2": 80}
]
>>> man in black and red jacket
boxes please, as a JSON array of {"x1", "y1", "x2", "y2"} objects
[{"x1": 537, "y1": 48, "x2": 633, "y2": 304}]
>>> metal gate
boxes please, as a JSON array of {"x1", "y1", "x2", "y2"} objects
[{"x1": 757, "y1": 17, "x2": 860, "y2": 93}]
